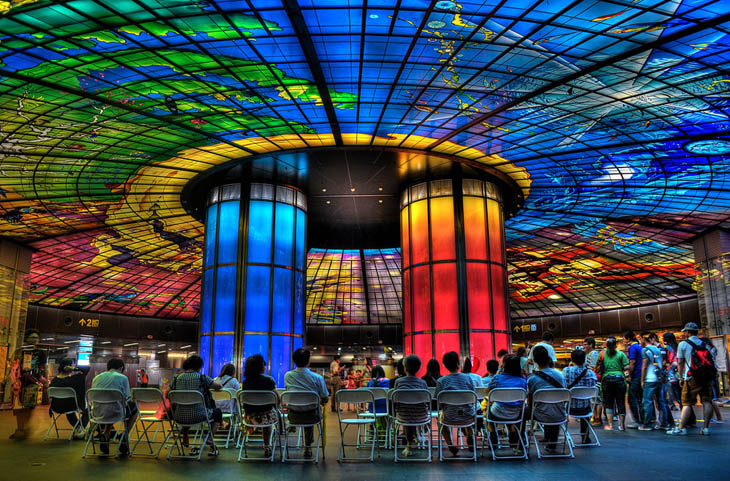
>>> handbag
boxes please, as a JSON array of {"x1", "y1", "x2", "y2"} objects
[{"x1": 21, "y1": 382, "x2": 40, "y2": 408}]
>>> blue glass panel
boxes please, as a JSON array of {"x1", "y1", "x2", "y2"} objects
[
  {"x1": 272, "y1": 268, "x2": 292, "y2": 333},
  {"x1": 294, "y1": 271, "x2": 304, "y2": 335},
  {"x1": 274, "y1": 203, "x2": 294, "y2": 266},
  {"x1": 217, "y1": 201, "x2": 240, "y2": 264},
  {"x1": 211, "y1": 334, "x2": 234, "y2": 381},
  {"x1": 201, "y1": 269, "x2": 214, "y2": 334},
  {"x1": 295, "y1": 208, "x2": 306, "y2": 270},
  {"x1": 213, "y1": 265, "x2": 236, "y2": 332},
  {"x1": 204, "y1": 204, "x2": 218, "y2": 268},
  {"x1": 199, "y1": 335, "x2": 211, "y2": 376},
  {"x1": 243, "y1": 334, "x2": 269, "y2": 368},
  {"x1": 269, "y1": 335, "x2": 290, "y2": 388},
  {"x1": 244, "y1": 265, "x2": 270, "y2": 332},
  {"x1": 293, "y1": 336, "x2": 303, "y2": 352},
  {"x1": 247, "y1": 201, "x2": 273, "y2": 264}
]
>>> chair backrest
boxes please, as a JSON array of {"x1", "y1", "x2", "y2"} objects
[
  {"x1": 533, "y1": 388, "x2": 571, "y2": 404},
  {"x1": 336, "y1": 388, "x2": 375, "y2": 404},
  {"x1": 428, "y1": 387, "x2": 436, "y2": 397},
  {"x1": 87, "y1": 388, "x2": 124, "y2": 404},
  {"x1": 275, "y1": 388, "x2": 285, "y2": 398},
  {"x1": 132, "y1": 387, "x2": 164, "y2": 404},
  {"x1": 476, "y1": 386, "x2": 487, "y2": 400},
  {"x1": 487, "y1": 387, "x2": 527, "y2": 404},
  {"x1": 437, "y1": 390, "x2": 477, "y2": 406},
  {"x1": 48, "y1": 386, "x2": 80, "y2": 412},
  {"x1": 570, "y1": 386, "x2": 599, "y2": 401},
  {"x1": 280, "y1": 390, "x2": 320, "y2": 408},
  {"x1": 167, "y1": 390, "x2": 206, "y2": 407},
  {"x1": 210, "y1": 389, "x2": 232, "y2": 402},
  {"x1": 237, "y1": 390, "x2": 278, "y2": 408},
  {"x1": 392, "y1": 389, "x2": 431, "y2": 405},
  {"x1": 87, "y1": 388, "x2": 125, "y2": 424},
  {"x1": 366, "y1": 387, "x2": 388, "y2": 401}
]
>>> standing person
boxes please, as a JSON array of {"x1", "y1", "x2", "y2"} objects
[
  {"x1": 624, "y1": 330, "x2": 644, "y2": 428},
  {"x1": 668, "y1": 323, "x2": 716, "y2": 436},
  {"x1": 639, "y1": 332, "x2": 665, "y2": 431},
  {"x1": 700, "y1": 337, "x2": 723, "y2": 424},
  {"x1": 213, "y1": 363, "x2": 241, "y2": 423},
  {"x1": 663, "y1": 332, "x2": 681, "y2": 412},
  {"x1": 328, "y1": 355, "x2": 344, "y2": 412},
  {"x1": 651, "y1": 333, "x2": 674, "y2": 430},
  {"x1": 241, "y1": 354, "x2": 276, "y2": 458},
  {"x1": 137, "y1": 368, "x2": 149, "y2": 388},
  {"x1": 9, "y1": 329, "x2": 47, "y2": 440},
  {"x1": 583, "y1": 337, "x2": 604, "y2": 426},
  {"x1": 284, "y1": 348, "x2": 329, "y2": 458},
  {"x1": 393, "y1": 354, "x2": 429, "y2": 457},
  {"x1": 435, "y1": 351, "x2": 476, "y2": 457},
  {"x1": 596, "y1": 337, "x2": 628, "y2": 431},
  {"x1": 527, "y1": 332, "x2": 557, "y2": 372},
  {"x1": 49, "y1": 358, "x2": 90, "y2": 439},
  {"x1": 563, "y1": 348, "x2": 598, "y2": 444},
  {"x1": 170, "y1": 355, "x2": 223, "y2": 456},
  {"x1": 91, "y1": 358, "x2": 139, "y2": 455},
  {"x1": 463, "y1": 357, "x2": 484, "y2": 388},
  {"x1": 527, "y1": 346, "x2": 566, "y2": 453},
  {"x1": 517, "y1": 347, "x2": 529, "y2": 376}
]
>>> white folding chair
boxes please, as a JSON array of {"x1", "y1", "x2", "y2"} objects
[
  {"x1": 569, "y1": 386, "x2": 600, "y2": 448},
  {"x1": 211, "y1": 389, "x2": 237, "y2": 448},
  {"x1": 392, "y1": 389, "x2": 432, "y2": 463},
  {"x1": 83, "y1": 388, "x2": 128, "y2": 458},
  {"x1": 485, "y1": 388, "x2": 528, "y2": 460},
  {"x1": 529, "y1": 388, "x2": 574, "y2": 459},
  {"x1": 45, "y1": 387, "x2": 84, "y2": 441},
  {"x1": 165, "y1": 390, "x2": 215, "y2": 460},
  {"x1": 280, "y1": 391, "x2": 324, "y2": 463},
  {"x1": 359, "y1": 387, "x2": 389, "y2": 447},
  {"x1": 237, "y1": 390, "x2": 281, "y2": 462},
  {"x1": 130, "y1": 388, "x2": 171, "y2": 458},
  {"x1": 436, "y1": 390, "x2": 478, "y2": 462},
  {"x1": 336, "y1": 389, "x2": 377, "y2": 462}
]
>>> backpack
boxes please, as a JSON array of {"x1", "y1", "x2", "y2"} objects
[
  {"x1": 594, "y1": 350, "x2": 605, "y2": 382},
  {"x1": 645, "y1": 346, "x2": 665, "y2": 384},
  {"x1": 686, "y1": 340, "x2": 717, "y2": 384}
]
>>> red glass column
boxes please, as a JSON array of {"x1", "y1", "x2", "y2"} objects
[{"x1": 401, "y1": 178, "x2": 510, "y2": 376}]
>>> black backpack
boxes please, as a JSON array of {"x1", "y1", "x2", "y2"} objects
[{"x1": 686, "y1": 340, "x2": 717, "y2": 384}]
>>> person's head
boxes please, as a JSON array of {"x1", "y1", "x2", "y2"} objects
[
  {"x1": 583, "y1": 337, "x2": 596, "y2": 352},
  {"x1": 425, "y1": 359, "x2": 441, "y2": 378},
  {"x1": 395, "y1": 358, "x2": 405, "y2": 377},
  {"x1": 532, "y1": 345, "x2": 550, "y2": 368},
  {"x1": 107, "y1": 358, "x2": 125, "y2": 372},
  {"x1": 648, "y1": 332, "x2": 660, "y2": 344},
  {"x1": 497, "y1": 349, "x2": 508, "y2": 359},
  {"x1": 442, "y1": 351, "x2": 460, "y2": 373},
  {"x1": 663, "y1": 332, "x2": 678, "y2": 349},
  {"x1": 243, "y1": 354, "x2": 266, "y2": 379},
  {"x1": 501, "y1": 355, "x2": 522, "y2": 377},
  {"x1": 462, "y1": 357, "x2": 473, "y2": 374},
  {"x1": 605, "y1": 336, "x2": 618, "y2": 353},
  {"x1": 681, "y1": 322, "x2": 699, "y2": 337},
  {"x1": 59, "y1": 358, "x2": 75, "y2": 373},
  {"x1": 640, "y1": 331, "x2": 652, "y2": 347},
  {"x1": 403, "y1": 354, "x2": 421, "y2": 376},
  {"x1": 139, "y1": 368, "x2": 146, "y2": 373},
  {"x1": 624, "y1": 330, "x2": 637, "y2": 342},
  {"x1": 184, "y1": 355, "x2": 204, "y2": 372},
  {"x1": 23, "y1": 329, "x2": 40, "y2": 345},
  {"x1": 486, "y1": 359, "x2": 499, "y2": 375},
  {"x1": 542, "y1": 332, "x2": 554, "y2": 344},
  {"x1": 354, "y1": 369, "x2": 362, "y2": 377},
  {"x1": 571, "y1": 348, "x2": 586, "y2": 367},
  {"x1": 333, "y1": 355, "x2": 341, "y2": 362},
  {"x1": 517, "y1": 346, "x2": 526, "y2": 358},
  {"x1": 293, "y1": 348, "x2": 311, "y2": 368},
  {"x1": 219, "y1": 363, "x2": 236, "y2": 378},
  {"x1": 372, "y1": 365, "x2": 385, "y2": 379}
]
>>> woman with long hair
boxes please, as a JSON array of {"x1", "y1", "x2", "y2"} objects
[
  {"x1": 241, "y1": 354, "x2": 277, "y2": 458},
  {"x1": 213, "y1": 363, "x2": 240, "y2": 417},
  {"x1": 596, "y1": 337, "x2": 629, "y2": 431},
  {"x1": 9, "y1": 329, "x2": 46, "y2": 440},
  {"x1": 662, "y1": 332, "x2": 681, "y2": 412}
]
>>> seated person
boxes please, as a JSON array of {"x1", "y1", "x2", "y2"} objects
[
  {"x1": 241, "y1": 354, "x2": 277, "y2": 458},
  {"x1": 482, "y1": 355, "x2": 527, "y2": 451},
  {"x1": 284, "y1": 348, "x2": 329, "y2": 458},
  {"x1": 366, "y1": 365, "x2": 390, "y2": 434},
  {"x1": 90, "y1": 358, "x2": 139, "y2": 455},
  {"x1": 49, "y1": 358, "x2": 89, "y2": 439},
  {"x1": 435, "y1": 351, "x2": 477, "y2": 457},
  {"x1": 527, "y1": 346, "x2": 566, "y2": 453},
  {"x1": 482, "y1": 359, "x2": 499, "y2": 386},
  {"x1": 213, "y1": 363, "x2": 241, "y2": 416},
  {"x1": 563, "y1": 348, "x2": 598, "y2": 443},
  {"x1": 393, "y1": 354, "x2": 429, "y2": 457},
  {"x1": 170, "y1": 355, "x2": 223, "y2": 457}
]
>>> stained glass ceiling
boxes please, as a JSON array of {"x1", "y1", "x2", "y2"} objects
[{"x1": 1, "y1": 0, "x2": 729, "y2": 320}]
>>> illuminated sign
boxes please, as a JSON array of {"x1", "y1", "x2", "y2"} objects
[
  {"x1": 77, "y1": 338, "x2": 93, "y2": 366},
  {"x1": 514, "y1": 324, "x2": 537, "y2": 333},
  {"x1": 79, "y1": 318, "x2": 100, "y2": 328}
]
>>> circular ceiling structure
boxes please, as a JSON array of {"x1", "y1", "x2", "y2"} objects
[{"x1": 1, "y1": 0, "x2": 728, "y2": 320}]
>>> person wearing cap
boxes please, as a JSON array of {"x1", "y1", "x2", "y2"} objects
[{"x1": 667, "y1": 322, "x2": 714, "y2": 436}]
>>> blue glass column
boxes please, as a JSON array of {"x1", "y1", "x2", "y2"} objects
[{"x1": 201, "y1": 183, "x2": 306, "y2": 385}]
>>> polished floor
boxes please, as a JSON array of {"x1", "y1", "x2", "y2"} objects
[{"x1": 0, "y1": 407, "x2": 725, "y2": 481}]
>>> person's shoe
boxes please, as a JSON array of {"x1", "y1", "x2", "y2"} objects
[
  {"x1": 72, "y1": 427, "x2": 85, "y2": 440},
  {"x1": 701, "y1": 428, "x2": 711, "y2": 436},
  {"x1": 98, "y1": 434, "x2": 109, "y2": 455},
  {"x1": 618, "y1": 425, "x2": 625, "y2": 431},
  {"x1": 207, "y1": 446, "x2": 219, "y2": 457},
  {"x1": 711, "y1": 419, "x2": 724, "y2": 424},
  {"x1": 9, "y1": 430, "x2": 26, "y2": 440},
  {"x1": 543, "y1": 446, "x2": 559, "y2": 454},
  {"x1": 303, "y1": 448, "x2": 313, "y2": 458},
  {"x1": 626, "y1": 423, "x2": 639, "y2": 429},
  {"x1": 448, "y1": 446, "x2": 459, "y2": 456},
  {"x1": 666, "y1": 427, "x2": 687, "y2": 436},
  {"x1": 118, "y1": 441, "x2": 129, "y2": 456},
  {"x1": 638, "y1": 425, "x2": 653, "y2": 431},
  {"x1": 603, "y1": 425, "x2": 613, "y2": 431},
  {"x1": 401, "y1": 446, "x2": 411, "y2": 457}
]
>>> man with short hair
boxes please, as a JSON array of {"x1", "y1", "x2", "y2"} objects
[
  {"x1": 668, "y1": 323, "x2": 714, "y2": 436},
  {"x1": 284, "y1": 348, "x2": 329, "y2": 457},
  {"x1": 639, "y1": 331, "x2": 665, "y2": 431},
  {"x1": 393, "y1": 354, "x2": 429, "y2": 457},
  {"x1": 328, "y1": 355, "x2": 344, "y2": 412},
  {"x1": 563, "y1": 348, "x2": 598, "y2": 444},
  {"x1": 527, "y1": 346, "x2": 566, "y2": 453},
  {"x1": 91, "y1": 358, "x2": 138, "y2": 455},
  {"x1": 624, "y1": 330, "x2": 643, "y2": 428},
  {"x1": 527, "y1": 332, "x2": 557, "y2": 372},
  {"x1": 435, "y1": 351, "x2": 477, "y2": 457},
  {"x1": 482, "y1": 360, "x2": 499, "y2": 385}
]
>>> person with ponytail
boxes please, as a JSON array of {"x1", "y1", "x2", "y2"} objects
[
  {"x1": 49, "y1": 358, "x2": 89, "y2": 439},
  {"x1": 597, "y1": 337, "x2": 629, "y2": 431}
]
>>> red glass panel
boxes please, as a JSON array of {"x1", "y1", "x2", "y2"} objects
[
  {"x1": 469, "y1": 332, "x2": 494, "y2": 376},
  {"x1": 432, "y1": 263, "x2": 458, "y2": 331},
  {"x1": 401, "y1": 208, "x2": 410, "y2": 268},
  {"x1": 494, "y1": 332, "x2": 511, "y2": 357},
  {"x1": 410, "y1": 200, "x2": 429, "y2": 265},
  {"x1": 463, "y1": 196, "x2": 487, "y2": 260},
  {"x1": 414, "y1": 333, "x2": 433, "y2": 377},
  {"x1": 429, "y1": 197, "x2": 455, "y2": 261},
  {"x1": 491, "y1": 264, "x2": 508, "y2": 331},
  {"x1": 466, "y1": 263, "x2": 491, "y2": 331},
  {"x1": 403, "y1": 269, "x2": 412, "y2": 334},
  {"x1": 412, "y1": 265, "x2": 431, "y2": 333},
  {"x1": 487, "y1": 200, "x2": 504, "y2": 264},
  {"x1": 433, "y1": 332, "x2": 460, "y2": 368}
]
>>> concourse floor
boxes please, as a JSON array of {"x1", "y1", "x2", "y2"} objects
[{"x1": 0, "y1": 407, "x2": 725, "y2": 481}]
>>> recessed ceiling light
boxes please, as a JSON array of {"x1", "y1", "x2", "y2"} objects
[
  {"x1": 326, "y1": 200, "x2": 331, "y2": 205},
  {"x1": 63, "y1": 340, "x2": 81, "y2": 344},
  {"x1": 157, "y1": 344, "x2": 166, "y2": 347},
  {"x1": 123, "y1": 342, "x2": 139, "y2": 347},
  {"x1": 321, "y1": 188, "x2": 327, "y2": 192},
  {"x1": 378, "y1": 186, "x2": 383, "y2": 191},
  {"x1": 180, "y1": 345, "x2": 192, "y2": 349},
  {"x1": 548, "y1": 294, "x2": 561, "y2": 300},
  {"x1": 378, "y1": 199, "x2": 383, "y2": 204},
  {"x1": 100, "y1": 341, "x2": 111, "y2": 345},
  {"x1": 350, "y1": 187, "x2": 356, "y2": 192}
]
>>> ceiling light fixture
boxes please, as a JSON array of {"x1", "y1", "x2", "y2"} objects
[
  {"x1": 123, "y1": 342, "x2": 139, "y2": 347},
  {"x1": 321, "y1": 187, "x2": 327, "y2": 192},
  {"x1": 63, "y1": 340, "x2": 81, "y2": 344},
  {"x1": 326, "y1": 200, "x2": 331, "y2": 205},
  {"x1": 350, "y1": 187, "x2": 356, "y2": 192},
  {"x1": 378, "y1": 186, "x2": 383, "y2": 191},
  {"x1": 100, "y1": 341, "x2": 112, "y2": 345},
  {"x1": 180, "y1": 345, "x2": 192, "y2": 349},
  {"x1": 378, "y1": 199, "x2": 383, "y2": 204}
]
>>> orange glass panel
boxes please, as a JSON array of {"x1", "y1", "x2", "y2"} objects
[
  {"x1": 490, "y1": 264, "x2": 508, "y2": 331},
  {"x1": 466, "y1": 263, "x2": 491, "y2": 330},
  {"x1": 410, "y1": 200, "x2": 429, "y2": 265},
  {"x1": 494, "y1": 332, "x2": 511, "y2": 357},
  {"x1": 432, "y1": 263, "x2": 458, "y2": 331},
  {"x1": 412, "y1": 265, "x2": 431, "y2": 333},
  {"x1": 487, "y1": 199, "x2": 504, "y2": 264},
  {"x1": 401, "y1": 208, "x2": 410, "y2": 268},
  {"x1": 429, "y1": 196, "x2": 455, "y2": 261},
  {"x1": 463, "y1": 196, "x2": 487, "y2": 260}
]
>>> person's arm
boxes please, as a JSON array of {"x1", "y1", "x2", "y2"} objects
[
  {"x1": 677, "y1": 357, "x2": 686, "y2": 383},
  {"x1": 641, "y1": 353, "x2": 648, "y2": 387},
  {"x1": 318, "y1": 378, "x2": 329, "y2": 405},
  {"x1": 209, "y1": 376, "x2": 223, "y2": 390}
]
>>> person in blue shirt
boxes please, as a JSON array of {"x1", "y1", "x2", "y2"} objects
[
  {"x1": 624, "y1": 330, "x2": 644, "y2": 428},
  {"x1": 366, "y1": 365, "x2": 390, "y2": 435},
  {"x1": 483, "y1": 355, "x2": 527, "y2": 453},
  {"x1": 639, "y1": 332, "x2": 666, "y2": 431}
]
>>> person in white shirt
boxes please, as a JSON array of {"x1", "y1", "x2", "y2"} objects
[
  {"x1": 90, "y1": 358, "x2": 138, "y2": 455},
  {"x1": 527, "y1": 332, "x2": 557, "y2": 372},
  {"x1": 285, "y1": 348, "x2": 329, "y2": 458}
]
